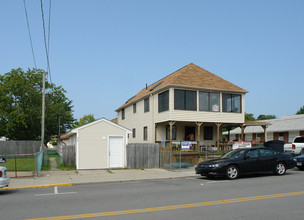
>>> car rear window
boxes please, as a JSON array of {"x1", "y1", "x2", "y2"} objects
[{"x1": 294, "y1": 137, "x2": 304, "y2": 143}]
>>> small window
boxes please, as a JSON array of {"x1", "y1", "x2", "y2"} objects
[
  {"x1": 133, "y1": 103, "x2": 136, "y2": 113},
  {"x1": 166, "y1": 125, "x2": 176, "y2": 140},
  {"x1": 158, "y1": 90, "x2": 169, "y2": 112},
  {"x1": 143, "y1": 126, "x2": 148, "y2": 141},
  {"x1": 144, "y1": 98, "x2": 150, "y2": 112},
  {"x1": 121, "y1": 109, "x2": 125, "y2": 120},
  {"x1": 204, "y1": 126, "x2": 213, "y2": 140},
  {"x1": 132, "y1": 128, "x2": 136, "y2": 138},
  {"x1": 294, "y1": 137, "x2": 304, "y2": 143}
]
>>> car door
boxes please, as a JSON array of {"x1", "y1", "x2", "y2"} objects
[
  {"x1": 258, "y1": 148, "x2": 276, "y2": 171},
  {"x1": 239, "y1": 149, "x2": 261, "y2": 173}
]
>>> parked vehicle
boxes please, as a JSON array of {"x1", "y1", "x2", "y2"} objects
[
  {"x1": 284, "y1": 136, "x2": 304, "y2": 155},
  {"x1": 0, "y1": 166, "x2": 9, "y2": 188},
  {"x1": 294, "y1": 154, "x2": 304, "y2": 170},
  {"x1": 195, "y1": 147, "x2": 296, "y2": 180}
]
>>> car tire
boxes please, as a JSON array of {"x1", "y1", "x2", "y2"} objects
[
  {"x1": 274, "y1": 162, "x2": 286, "y2": 175},
  {"x1": 225, "y1": 165, "x2": 239, "y2": 180}
]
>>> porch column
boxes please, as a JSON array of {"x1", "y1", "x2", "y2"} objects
[
  {"x1": 262, "y1": 125, "x2": 268, "y2": 142},
  {"x1": 169, "y1": 121, "x2": 175, "y2": 151},
  {"x1": 227, "y1": 128, "x2": 231, "y2": 142},
  {"x1": 196, "y1": 122, "x2": 203, "y2": 152},
  {"x1": 154, "y1": 123, "x2": 158, "y2": 143},
  {"x1": 215, "y1": 123, "x2": 222, "y2": 149},
  {"x1": 240, "y1": 124, "x2": 246, "y2": 141}
]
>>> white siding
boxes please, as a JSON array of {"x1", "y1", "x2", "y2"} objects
[
  {"x1": 118, "y1": 96, "x2": 154, "y2": 143},
  {"x1": 118, "y1": 87, "x2": 245, "y2": 144},
  {"x1": 77, "y1": 120, "x2": 128, "y2": 169}
]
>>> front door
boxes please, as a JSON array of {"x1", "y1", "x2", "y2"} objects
[{"x1": 109, "y1": 136, "x2": 123, "y2": 168}]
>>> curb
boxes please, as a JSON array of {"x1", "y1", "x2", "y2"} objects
[{"x1": 0, "y1": 183, "x2": 72, "y2": 190}]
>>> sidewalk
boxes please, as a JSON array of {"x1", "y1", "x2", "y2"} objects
[{"x1": 3, "y1": 168, "x2": 196, "y2": 189}]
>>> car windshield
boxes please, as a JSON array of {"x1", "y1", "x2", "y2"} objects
[{"x1": 221, "y1": 149, "x2": 247, "y2": 159}]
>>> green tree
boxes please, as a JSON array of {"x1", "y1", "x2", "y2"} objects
[
  {"x1": 257, "y1": 114, "x2": 276, "y2": 120},
  {"x1": 0, "y1": 68, "x2": 75, "y2": 142},
  {"x1": 296, "y1": 106, "x2": 304, "y2": 114},
  {"x1": 72, "y1": 114, "x2": 96, "y2": 129},
  {"x1": 245, "y1": 113, "x2": 255, "y2": 121}
]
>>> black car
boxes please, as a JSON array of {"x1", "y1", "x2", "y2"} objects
[
  {"x1": 294, "y1": 154, "x2": 304, "y2": 170},
  {"x1": 195, "y1": 147, "x2": 296, "y2": 180}
]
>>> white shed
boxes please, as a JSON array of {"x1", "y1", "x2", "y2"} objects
[{"x1": 66, "y1": 118, "x2": 131, "y2": 170}]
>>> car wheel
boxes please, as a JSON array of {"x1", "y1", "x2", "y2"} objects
[
  {"x1": 225, "y1": 165, "x2": 239, "y2": 180},
  {"x1": 274, "y1": 162, "x2": 286, "y2": 175}
]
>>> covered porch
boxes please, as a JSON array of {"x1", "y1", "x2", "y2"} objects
[{"x1": 155, "y1": 120, "x2": 270, "y2": 167}]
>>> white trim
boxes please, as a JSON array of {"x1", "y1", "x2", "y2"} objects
[
  {"x1": 65, "y1": 118, "x2": 131, "y2": 137},
  {"x1": 76, "y1": 132, "x2": 79, "y2": 169}
]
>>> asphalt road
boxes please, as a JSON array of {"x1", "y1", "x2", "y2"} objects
[{"x1": 1, "y1": 168, "x2": 304, "y2": 220}]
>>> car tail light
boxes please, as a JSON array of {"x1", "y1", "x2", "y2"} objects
[
  {"x1": 292, "y1": 144, "x2": 296, "y2": 150},
  {"x1": 0, "y1": 171, "x2": 2, "y2": 177}
]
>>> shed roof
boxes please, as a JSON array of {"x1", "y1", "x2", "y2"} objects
[
  {"x1": 116, "y1": 63, "x2": 248, "y2": 111},
  {"x1": 65, "y1": 118, "x2": 131, "y2": 137}
]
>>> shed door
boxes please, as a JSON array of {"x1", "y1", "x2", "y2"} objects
[{"x1": 109, "y1": 136, "x2": 123, "y2": 168}]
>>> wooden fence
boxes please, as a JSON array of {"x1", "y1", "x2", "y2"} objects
[
  {"x1": 0, "y1": 141, "x2": 41, "y2": 156},
  {"x1": 127, "y1": 143, "x2": 159, "y2": 169},
  {"x1": 62, "y1": 145, "x2": 75, "y2": 165}
]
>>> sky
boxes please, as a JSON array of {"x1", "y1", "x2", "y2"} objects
[{"x1": 1, "y1": 0, "x2": 303, "y2": 121}]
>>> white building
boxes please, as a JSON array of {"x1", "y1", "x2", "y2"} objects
[
  {"x1": 64, "y1": 118, "x2": 131, "y2": 169},
  {"x1": 116, "y1": 63, "x2": 248, "y2": 150},
  {"x1": 226, "y1": 115, "x2": 304, "y2": 143}
]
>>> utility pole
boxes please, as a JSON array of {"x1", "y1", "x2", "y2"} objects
[{"x1": 41, "y1": 71, "x2": 47, "y2": 164}]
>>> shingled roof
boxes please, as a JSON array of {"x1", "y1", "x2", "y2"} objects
[{"x1": 116, "y1": 63, "x2": 248, "y2": 111}]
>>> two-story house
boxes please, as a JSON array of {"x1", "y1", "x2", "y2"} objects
[{"x1": 116, "y1": 63, "x2": 248, "y2": 151}]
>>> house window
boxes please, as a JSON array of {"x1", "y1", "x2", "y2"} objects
[
  {"x1": 174, "y1": 89, "x2": 197, "y2": 111},
  {"x1": 144, "y1": 98, "x2": 149, "y2": 112},
  {"x1": 199, "y1": 92, "x2": 220, "y2": 112},
  {"x1": 132, "y1": 128, "x2": 136, "y2": 138},
  {"x1": 121, "y1": 109, "x2": 125, "y2": 120},
  {"x1": 222, "y1": 94, "x2": 241, "y2": 113},
  {"x1": 143, "y1": 126, "x2": 148, "y2": 141},
  {"x1": 166, "y1": 125, "x2": 176, "y2": 140},
  {"x1": 278, "y1": 132, "x2": 284, "y2": 141},
  {"x1": 204, "y1": 126, "x2": 213, "y2": 140},
  {"x1": 133, "y1": 103, "x2": 136, "y2": 113},
  {"x1": 158, "y1": 90, "x2": 169, "y2": 112}
]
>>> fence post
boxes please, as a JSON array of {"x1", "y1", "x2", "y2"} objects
[{"x1": 14, "y1": 155, "x2": 17, "y2": 178}]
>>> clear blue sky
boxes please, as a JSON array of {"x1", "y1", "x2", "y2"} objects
[{"x1": 1, "y1": 0, "x2": 303, "y2": 120}]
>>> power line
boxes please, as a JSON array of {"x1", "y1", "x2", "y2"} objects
[
  {"x1": 40, "y1": 0, "x2": 52, "y2": 83},
  {"x1": 47, "y1": 0, "x2": 52, "y2": 62},
  {"x1": 23, "y1": 0, "x2": 37, "y2": 69}
]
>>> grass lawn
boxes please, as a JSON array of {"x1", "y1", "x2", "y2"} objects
[
  {"x1": 5, "y1": 157, "x2": 36, "y2": 172},
  {"x1": 4, "y1": 150, "x2": 76, "y2": 172},
  {"x1": 47, "y1": 151, "x2": 76, "y2": 170}
]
